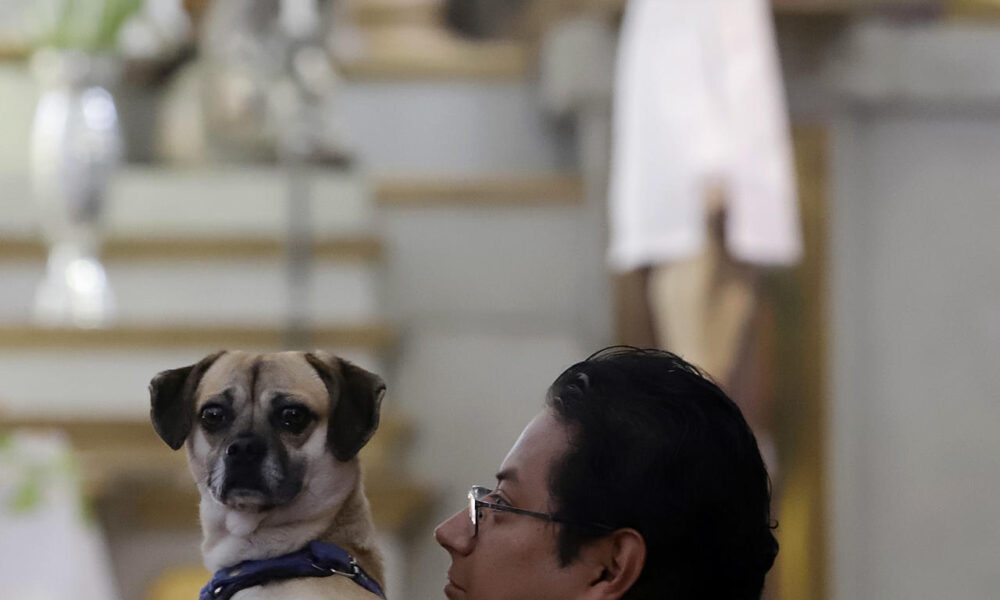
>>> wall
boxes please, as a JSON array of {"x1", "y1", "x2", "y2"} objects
[{"x1": 828, "y1": 21, "x2": 1000, "y2": 600}]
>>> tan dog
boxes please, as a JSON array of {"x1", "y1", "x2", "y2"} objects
[{"x1": 149, "y1": 350, "x2": 386, "y2": 599}]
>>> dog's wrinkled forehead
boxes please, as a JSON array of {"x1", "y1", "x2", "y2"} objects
[{"x1": 196, "y1": 351, "x2": 331, "y2": 413}]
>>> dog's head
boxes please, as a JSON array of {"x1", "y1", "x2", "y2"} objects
[{"x1": 149, "y1": 350, "x2": 385, "y2": 512}]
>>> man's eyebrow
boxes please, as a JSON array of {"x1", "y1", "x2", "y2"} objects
[{"x1": 495, "y1": 469, "x2": 518, "y2": 484}]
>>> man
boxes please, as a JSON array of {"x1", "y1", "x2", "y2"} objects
[{"x1": 435, "y1": 347, "x2": 778, "y2": 599}]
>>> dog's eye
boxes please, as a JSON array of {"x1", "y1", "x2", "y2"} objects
[
  {"x1": 199, "y1": 405, "x2": 230, "y2": 431},
  {"x1": 279, "y1": 406, "x2": 313, "y2": 434}
]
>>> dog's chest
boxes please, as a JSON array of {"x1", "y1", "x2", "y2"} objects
[{"x1": 231, "y1": 576, "x2": 379, "y2": 600}]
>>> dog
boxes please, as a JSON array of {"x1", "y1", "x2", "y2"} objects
[{"x1": 149, "y1": 350, "x2": 387, "y2": 599}]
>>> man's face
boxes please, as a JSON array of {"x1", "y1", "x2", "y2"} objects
[{"x1": 434, "y1": 408, "x2": 593, "y2": 600}]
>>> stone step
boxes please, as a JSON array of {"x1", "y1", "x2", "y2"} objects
[
  {"x1": 0, "y1": 173, "x2": 584, "y2": 240},
  {"x1": 381, "y1": 200, "x2": 590, "y2": 324},
  {"x1": 0, "y1": 233, "x2": 384, "y2": 325},
  {"x1": 0, "y1": 259, "x2": 381, "y2": 324},
  {"x1": 0, "y1": 236, "x2": 383, "y2": 262},
  {"x1": 375, "y1": 173, "x2": 582, "y2": 207},
  {"x1": 374, "y1": 173, "x2": 590, "y2": 323},
  {"x1": 354, "y1": 0, "x2": 443, "y2": 29},
  {"x1": 337, "y1": 77, "x2": 574, "y2": 173},
  {"x1": 1, "y1": 170, "x2": 585, "y2": 236},
  {"x1": 344, "y1": 25, "x2": 528, "y2": 80},
  {"x1": 344, "y1": 0, "x2": 528, "y2": 80},
  {"x1": 1, "y1": 69, "x2": 572, "y2": 175},
  {"x1": 0, "y1": 166, "x2": 373, "y2": 237},
  {"x1": 0, "y1": 171, "x2": 583, "y2": 326},
  {"x1": 0, "y1": 323, "x2": 393, "y2": 350}
]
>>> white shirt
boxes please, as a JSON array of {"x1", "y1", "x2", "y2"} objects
[{"x1": 608, "y1": 0, "x2": 802, "y2": 271}]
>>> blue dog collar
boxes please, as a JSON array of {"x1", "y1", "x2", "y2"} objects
[{"x1": 200, "y1": 541, "x2": 386, "y2": 600}]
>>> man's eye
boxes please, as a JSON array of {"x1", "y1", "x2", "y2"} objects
[
  {"x1": 279, "y1": 406, "x2": 313, "y2": 434},
  {"x1": 488, "y1": 493, "x2": 512, "y2": 507},
  {"x1": 199, "y1": 405, "x2": 230, "y2": 431}
]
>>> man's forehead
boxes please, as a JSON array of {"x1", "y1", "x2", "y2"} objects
[
  {"x1": 498, "y1": 409, "x2": 570, "y2": 487},
  {"x1": 495, "y1": 467, "x2": 519, "y2": 485}
]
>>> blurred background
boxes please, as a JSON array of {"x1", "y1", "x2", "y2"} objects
[{"x1": 1, "y1": 0, "x2": 999, "y2": 598}]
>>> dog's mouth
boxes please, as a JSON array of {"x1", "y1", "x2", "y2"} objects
[
  {"x1": 220, "y1": 486, "x2": 275, "y2": 511},
  {"x1": 206, "y1": 469, "x2": 273, "y2": 510},
  {"x1": 210, "y1": 473, "x2": 302, "y2": 512},
  {"x1": 216, "y1": 472, "x2": 274, "y2": 508}
]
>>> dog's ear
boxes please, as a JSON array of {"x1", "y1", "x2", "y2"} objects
[
  {"x1": 305, "y1": 352, "x2": 386, "y2": 461},
  {"x1": 149, "y1": 351, "x2": 225, "y2": 450}
]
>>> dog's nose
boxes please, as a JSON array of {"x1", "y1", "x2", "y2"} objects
[{"x1": 226, "y1": 435, "x2": 266, "y2": 463}]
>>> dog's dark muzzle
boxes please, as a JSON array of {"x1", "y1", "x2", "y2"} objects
[
  {"x1": 226, "y1": 434, "x2": 267, "y2": 465},
  {"x1": 222, "y1": 434, "x2": 269, "y2": 495}
]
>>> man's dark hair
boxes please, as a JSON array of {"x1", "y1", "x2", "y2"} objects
[{"x1": 545, "y1": 347, "x2": 778, "y2": 599}]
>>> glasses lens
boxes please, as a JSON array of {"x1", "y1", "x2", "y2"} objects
[
  {"x1": 468, "y1": 489, "x2": 477, "y2": 531},
  {"x1": 468, "y1": 486, "x2": 492, "y2": 535}
]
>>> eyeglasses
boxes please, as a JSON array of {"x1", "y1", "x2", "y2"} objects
[{"x1": 467, "y1": 485, "x2": 615, "y2": 538}]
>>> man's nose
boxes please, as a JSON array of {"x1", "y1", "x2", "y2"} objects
[
  {"x1": 434, "y1": 508, "x2": 474, "y2": 556},
  {"x1": 225, "y1": 433, "x2": 267, "y2": 465}
]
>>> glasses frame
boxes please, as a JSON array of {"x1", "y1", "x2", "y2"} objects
[{"x1": 467, "y1": 485, "x2": 614, "y2": 538}]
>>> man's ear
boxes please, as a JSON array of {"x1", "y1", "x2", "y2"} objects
[
  {"x1": 581, "y1": 528, "x2": 647, "y2": 600},
  {"x1": 149, "y1": 351, "x2": 224, "y2": 450},
  {"x1": 305, "y1": 352, "x2": 386, "y2": 461}
]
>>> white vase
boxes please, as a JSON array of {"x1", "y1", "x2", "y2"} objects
[{"x1": 29, "y1": 49, "x2": 121, "y2": 328}]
